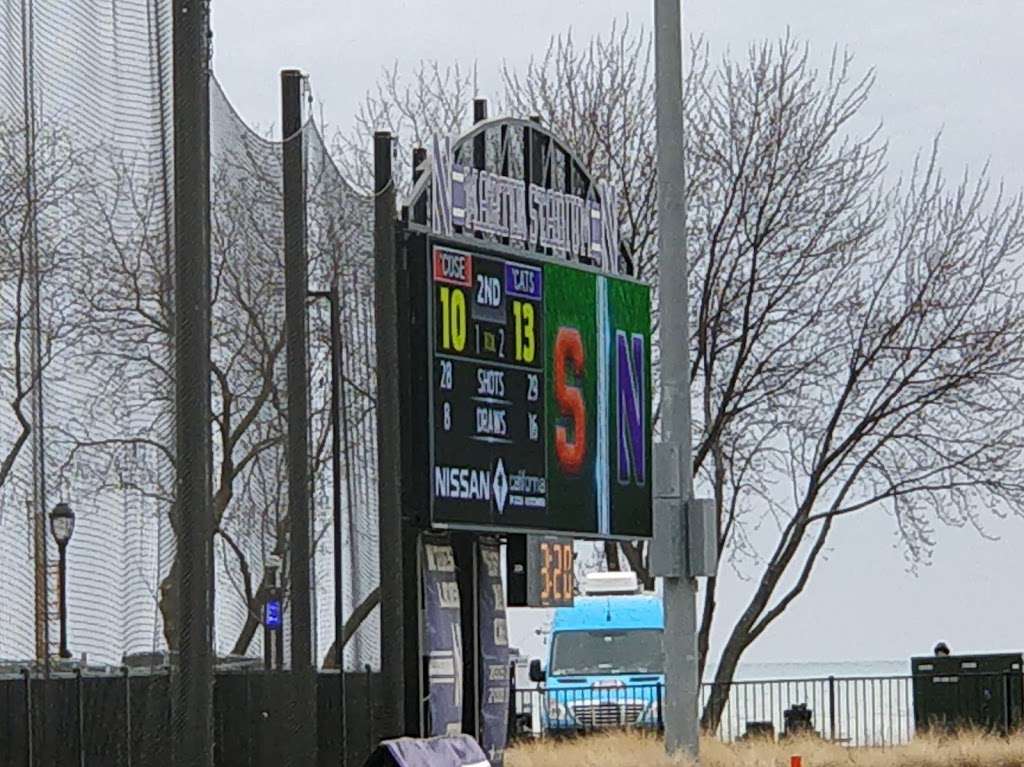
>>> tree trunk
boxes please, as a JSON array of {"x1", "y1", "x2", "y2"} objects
[
  {"x1": 603, "y1": 542, "x2": 621, "y2": 571},
  {"x1": 230, "y1": 581, "x2": 271, "y2": 657},
  {"x1": 321, "y1": 587, "x2": 382, "y2": 668},
  {"x1": 698, "y1": 436, "x2": 726, "y2": 681},
  {"x1": 698, "y1": 575, "x2": 717, "y2": 680},
  {"x1": 158, "y1": 557, "x2": 179, "y2": 652},
  {"x1": 619, "y1": 541, "x2": 654, "y2": 590},
  {"x1": 700, "y1": 632, "x2": 746, "y2": 734}
]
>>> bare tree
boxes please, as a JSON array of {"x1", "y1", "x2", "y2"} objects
[
  {"x1": 501, "y1": 20, "x2": 660, "y2": 282},
  {"x1": 62, "y1": 112, "x2": 296, "y2": 651},
  {"x1": 0, "y1": 117, "x2": 82, "y2": 492},
  {"x1": 334, "y1": 60, "x2": 478, "y2": 195},
  {"x1": 58, "y1": 83, "x2": 377, "y2": 662},
  {"x1": 0, "y1": 116, "x2": 37, "y2": 491},
  {"x1": 683, "y1": 37, "x2": 887, "y2": 685},
  {"x1": 338, "y1": 23, "x2": 1024, "y2": 726},
  {"x1": 219, "y1": 123, "x2": 376, "y2": 661},
  {"x1": 700, "y1": 141, "x2": 1024, "y2": 727}
]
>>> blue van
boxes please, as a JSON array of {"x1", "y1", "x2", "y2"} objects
[{"x1": 528, "y1": 573, "x2": 664, "y2": 732}]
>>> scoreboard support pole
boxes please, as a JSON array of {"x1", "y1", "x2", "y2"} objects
[
  {"x1": 451, "y1": 98, "x2": 489, "y2": 746},
  {"x1": 454, "y1": 535, "x2": 481, "y2": 741},
  {"x1": 375, "y1": 131, "x2": 424, "y2": 739}
]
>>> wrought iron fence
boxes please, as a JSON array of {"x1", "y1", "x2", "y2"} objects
[
  {"x1": 511, "y1": 673, "x2": 1023, "y2": 747},
  {"x1": 699, "y1": 675, "x2": 916, "y2": 746}
]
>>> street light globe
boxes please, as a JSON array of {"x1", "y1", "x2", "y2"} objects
[{"x1": 49, "y1": 502, "x2": 75, "y2": 546}]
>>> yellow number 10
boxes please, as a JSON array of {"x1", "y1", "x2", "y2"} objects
[
  {"x1": 439, "y1": 286, "x2": 466, "y2": 352},
  {"x1": 513, "y1": 300, "x2": 535, "y2": 363}
]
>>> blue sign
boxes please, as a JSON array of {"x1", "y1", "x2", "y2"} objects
[
  {"x1": 477, "y1": 540, "x2": 509, "y2": 766},
  {"x1": 422, "y1": 539, "x2": 463, "y2": 736},
  {"x1": 264, "y1": 599, "x2": 282, "y2": 630}
]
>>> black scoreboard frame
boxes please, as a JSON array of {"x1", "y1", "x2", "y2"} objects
[{"x1": 401, "y1": 229, "x2": 653, "y2": 541}]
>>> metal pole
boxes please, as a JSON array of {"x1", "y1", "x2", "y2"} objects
[
  {"x1": 374, "y1": 130, "x2": 402, "y2": 735},
  {"x1": 21, "y1": 0, "x2": 51, "y2": 685},
  {"x1": 75, "y1": 668, "x2": 84, "y2": 767},
  {"x1": 172, "y1": 1, "x2": 214, "y2": 765},
  {"x1": 328, "y1": 283, "x2": 348, "y2": 760},
  {"x1": 452, "y1": 99, "x2": 490, "y2": 743},
  {"x1": 653, "y1": 0, "x2": 700, "y2": 757},
  {"x1": 263, "y1": 574, "x2": 272, "y2": 671},
  {"x1": 310, "y1": 285, "x2": 348, "y2": 757},
  {"x1": 281, "y1": 68, "x2": 317, "y2": 763},
  {"x1": 58, "y1": 544, "x2": 69, "y2": 658},
  {"x1": 123, "y1": 666, "x2": 133, "y2": 767},
  {"x1": 829, "y1": 675, "x2": 836, "y2": 741},
  {"x1": 375, "y1": 131, "x2": 421, "y2": 738}
]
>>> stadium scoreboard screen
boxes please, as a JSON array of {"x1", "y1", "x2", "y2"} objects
[{"x1": 425, "y1": 239, "x2": 652, "y2": 539}]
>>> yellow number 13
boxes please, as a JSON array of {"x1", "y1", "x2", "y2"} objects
[{"x1": 513, "y1": 300, "x2": 535, "y2": 363}]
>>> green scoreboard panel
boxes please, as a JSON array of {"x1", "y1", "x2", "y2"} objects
[{"x1": 427, "y1": 239, "x2": 652, "y2": 539}]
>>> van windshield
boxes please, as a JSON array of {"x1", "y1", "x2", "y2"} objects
[{"x1": 550, "y1": 629, "x2": 664, "y2": 676}]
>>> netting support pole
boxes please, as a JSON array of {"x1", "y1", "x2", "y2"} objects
[
  {"x1": 374, "y1": 131, "x2": 422, "y2": 740},
  {"x1": 329, "y1": 281, "x2": 347, "y2": 764},
  {"x1": 281, "y1": 68, "x2": 318, "y2": 764},
  {"x1": 171, "y1": 2, "x2": 214, "y2": 766},
  {"x1": 308, "y1": 282, "x2": 348, "y2": 760}
]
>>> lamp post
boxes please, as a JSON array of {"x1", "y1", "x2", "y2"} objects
[{"x1": 49, "y1": 502, "x2": 75, "y2": 660}]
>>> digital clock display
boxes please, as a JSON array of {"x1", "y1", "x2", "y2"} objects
[
  {"x1": 530, "y1": 537, "x2": 574, "y2": 607},
  {"x1": 505, "y1": 534, "x2": 575, "y2": 608}
]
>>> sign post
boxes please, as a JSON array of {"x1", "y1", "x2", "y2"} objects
[{"x1": 652, "y1": 0, "x2": 702, "y2": 758}]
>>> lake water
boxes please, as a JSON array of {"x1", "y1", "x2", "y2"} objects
[{"x1": 714, "y1": 659, "x2": 911, "y2": 682}]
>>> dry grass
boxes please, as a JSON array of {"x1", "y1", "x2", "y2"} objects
[{"x1": 506, "y1": 732, "x2": 1024, "y2": 767}]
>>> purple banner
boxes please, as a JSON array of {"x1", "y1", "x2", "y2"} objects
[
  {"x1": 423, "y1": 539, "x2": 464, "y2": 737},
  {"x1": 379, "y1": 734, "x2": 490, "y2": 767},
  {"x1": 477, "y1": 540, "x2": 509, "y2": 766}
]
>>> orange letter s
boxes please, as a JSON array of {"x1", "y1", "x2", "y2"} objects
[{"x1": 554, "y1": 328, "x2": 586, "y2": 475}]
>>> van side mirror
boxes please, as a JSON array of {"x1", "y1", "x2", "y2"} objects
[{"x1": 529, "y1": 659, "x2": 546, "y2": 683}]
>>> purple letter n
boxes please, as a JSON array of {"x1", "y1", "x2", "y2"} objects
[{"x1": 616, "y1": 331, "x2": 646, "y2": 486}]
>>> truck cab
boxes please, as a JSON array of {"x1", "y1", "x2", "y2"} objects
[{"x1": 529, "y1": 572, "x2": 664, "y2": 732}]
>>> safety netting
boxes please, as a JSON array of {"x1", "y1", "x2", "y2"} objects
[{"x1": 0, "y1": 0, "x2": 379, "y2": 692}]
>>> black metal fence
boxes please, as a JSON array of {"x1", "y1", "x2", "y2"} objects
[
  {"x1": 0, "y1": 668, "x2": 383, "y2": 767},
  {"x1": 7, "y1": 668, "x2": 1022, "y2": 762},
  {"x1": 699, "y1": 675, "x2": 915, "y2": 746},
  {"x1": 512, "y1": 673, "x2": 1024, "y2": 747}
]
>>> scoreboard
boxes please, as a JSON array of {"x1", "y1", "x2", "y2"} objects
[{"x1": 426, "y1": 239, "x2": 652, "y2": 539}]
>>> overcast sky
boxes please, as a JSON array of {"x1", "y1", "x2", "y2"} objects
[{"x1": 211, "y1": 0, "x2": 1024, "y2": 666}]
